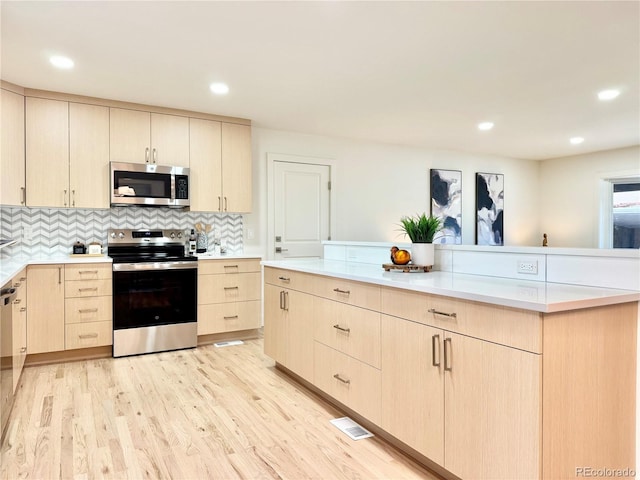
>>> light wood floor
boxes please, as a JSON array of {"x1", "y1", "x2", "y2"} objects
[{"x1": 1, "y1": 338, "x2": 439, "y2": 479}]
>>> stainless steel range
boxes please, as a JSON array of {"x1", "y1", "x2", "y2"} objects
[{"x1": 108, "y1": 229, "x2": 197, "y2": 357}]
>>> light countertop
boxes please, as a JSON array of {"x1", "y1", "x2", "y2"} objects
[
  {"x1": 262, "y1": 258, "x2": 640, "y2": 313},
  {"x1": 0, "y1": 253, "x2": 262, "y2": 286}
]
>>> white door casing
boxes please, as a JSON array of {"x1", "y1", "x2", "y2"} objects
[{"x1": 267, "y1": 153, "x2": 334, "y2": 260}]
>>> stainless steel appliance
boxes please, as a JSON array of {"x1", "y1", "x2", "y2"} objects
[
  {"x1": 111, "y1": 162, "x2": 190, "y2": 208},
  {"x1": 0, "y1": 283, "x2": 16, "y2": 439},
  {"x1": 108, "y1": 229, "x2": 197, "y2": 357}
]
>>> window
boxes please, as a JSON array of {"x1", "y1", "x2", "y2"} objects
[{"x1": 613, "y1": 182, "x2": 640, "y2": 248}]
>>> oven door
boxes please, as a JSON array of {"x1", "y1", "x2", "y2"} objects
[{"x1": 113, "y1": 261, "x2": 197, "y2": 329}]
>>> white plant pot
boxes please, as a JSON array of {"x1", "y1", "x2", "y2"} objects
[{"x1": 411, "y1": 243, "x2": 434, "y2": 267}]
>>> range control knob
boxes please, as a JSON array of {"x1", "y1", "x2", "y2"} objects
[
  {"x1": 118, "y1": 232, "x2": 125, "y2": 239},
  {"x1": 110, "y1": 232, "x2": 116, "y2": 239},
  {"x1": 170, "y1": 232, "x2": 175, "y2": 239},
  {"x1": 177, "y1": 232, "x2": 183, "y2": 239}
]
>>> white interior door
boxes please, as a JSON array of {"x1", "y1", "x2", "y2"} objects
[{"x1": 273, "y1": 161, "x2": 331, "y2": 258}]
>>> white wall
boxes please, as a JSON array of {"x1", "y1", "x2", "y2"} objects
[
  {"x1": 539, "y1": 146, "x2": 640, "y2": 248},
  {"x1": 244, "y1": 127, "x2": 541, "y2": 256}
]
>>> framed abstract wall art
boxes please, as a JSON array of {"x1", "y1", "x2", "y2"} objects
[
  {"x1": 430, "y1": 169, "x2": 462, "y2": 244},
  {"x1": 476, "y1": 172, "x2": 504, "y2": 245}
]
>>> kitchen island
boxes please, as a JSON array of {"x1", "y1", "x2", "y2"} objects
[{"x1": 262, "y1": 258, "x2": 639, "y2": 480}]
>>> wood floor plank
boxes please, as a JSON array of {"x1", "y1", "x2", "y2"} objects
[{"x1": 2, "y1": 338, "x2": 440, "y2": 479}]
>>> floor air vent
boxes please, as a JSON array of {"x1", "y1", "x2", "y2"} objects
[
  {"x1": 213, "y1": 340, "x2": 244, "y2": 348},
  {"x1": 330, "y1": 417, "x2": 374, "y2": 440}
]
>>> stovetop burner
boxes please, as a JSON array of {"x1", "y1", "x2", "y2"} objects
[{"x1": 107, "y1": 229, "x2": 197, "y2": 263}]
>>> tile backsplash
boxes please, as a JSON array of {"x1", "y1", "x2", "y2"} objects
[{"x1": 0, "y1": 206, "x2": 243, "y2": 257}]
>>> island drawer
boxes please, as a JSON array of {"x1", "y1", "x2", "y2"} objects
[
  {"x1": 313, "y1": 275, "x2": 381, "y2": 310},
  {"x1": 313, "y1": 296, "x2": 381, "y2": 368},
  {"x1": 264, "y1": 267, "x2": 316, "y2": 293}
]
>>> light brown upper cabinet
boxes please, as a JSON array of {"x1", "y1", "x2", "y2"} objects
[
  {"x1": 69, "y1": 103, "x2": 110, "y2": 208},
  {"x1": 190, "y1": 120, "x2": 252, "y2": 213},
  {"x1": 25, "y1": 97, "x2": 70, "y2": 207},
  {"x1": 109, "y1": 108, "x2": 189, "y2": 167},
  {"x1": 26, "y1": 98, "x2": 109, "y2": 208},
  {"x1": 1, "y1": 87, "x2": 26, "y2": 205}
]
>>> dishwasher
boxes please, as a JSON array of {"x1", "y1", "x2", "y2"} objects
[{"x1": 0, "y1": 282, "x2": 16, "y2": 440}]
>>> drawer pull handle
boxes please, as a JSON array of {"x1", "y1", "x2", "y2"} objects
[
  {"x1": 20, "y1": 307, "x2": 27, "y2": 312},
  {"x1": 79, "y1": 270, "x2": 99, "y2": 274},
  {"x1": 333, "y1": 288, "x2": 350, "y2": 295},
  {"x1": 79, "y1": 288, "x2": 98, "y2": 292},
  {"x1": 279, "y1": 290, "x2": 284, "y2": 310},
  {"x1": 333, "y1": 374, "x2": 350, "y2": 385},
  {"x1": 13, "y1": 282, "x2": 21, "y2": 288},
  {"x1": 20, "y1": 347, "x2": 27, "y2": 353},
  {"x1": 223, "y1": 264, "x2": 239, "y2": 269},
  {"x1": 278, "y1": 276, "x2": 290, "y2": 282},
  {"x1": 333, "y1": 324, "x2": 351, "y2": 334},
  {"x1": 13, "y1": 298, "x2": 21, "y2": 304},
  {"x1": 20, "y1": 277, "x2": 26, "y2": 282},
  {"x1": 223, "y1": 286, "x2": 239, "y2": 290},
  {"x1": 444, "y1": 338, "x2": 452, "y2": 371},
  {"x1": 223, "y1": 315, "x2": 239, "y2": 320},
  {"x1": 79, "y1": 333, "x2": 99, "y2": 339},
  {"x1": 79, "y1": 308, "x2": 99, "y2": 313},
  {"x1": 432, "y1": 334, "x2": 441, "y2": 367},
  {"x1": 428, "y1": 308, "x2": 457, "y2": 319}
]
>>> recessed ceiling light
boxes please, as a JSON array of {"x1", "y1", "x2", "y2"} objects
[
  {"x1": 477, "y1": 122, "x2": 494, "y2": 131},
  {"x1": 49, "y1": 55, "x2": 74, "y2": 69},
  {"x1": 209, "y1": 82, "x2": 229, "y2": 95},
  {"x1": 597, "y1": 89, "x2": 620, "y2": 101},
  {"x1": 570, "y1": 137, "x2": 584, "y2": 145}
]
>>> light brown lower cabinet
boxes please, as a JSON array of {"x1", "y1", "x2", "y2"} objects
[
  {"x1": 26, "y1": 264, "x2": 65, "y2": 354},
  {"x1": 263, "y1": 266, "x2": 637, "y2": 480}
]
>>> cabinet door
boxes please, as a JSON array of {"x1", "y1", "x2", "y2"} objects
[
  {"x1": 11, "y1": 270, "x2": 27, "y2": 392},
  {"x1": 444, "y1": 332, "x2": 541, "y2": 480},
  {"x1": 109, "y1": 108, "x2": 150, "y2": 164},
  {"x1": 381, "y1": 315, "x2": 444, "y2": 464},
  {"x1": 26, "y1": 97, "x2": 69, "y2": 207},
  {"x1": 151, "y1": 113, "x2": 189, "y2": 167},
  {"x1": 189, "y1": 118, "x2": 222, "y2": 211},
  {"x1": 69, "y1": 103, "x2": 110, "y2": 208},
  {"x1": 221, "y1": 123, "x2": 252, "y2": 212},
  {"x1": 27, "y1": 265, "x2": 65, "y2": 354},
  {"x1": 0, "y1": 88, "x2": 26, "y2": 205},
  {"x1": 264, "y1": 284, "x2": 286, "y2": 364}
]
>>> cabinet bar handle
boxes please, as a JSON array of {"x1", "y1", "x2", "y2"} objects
[
  {"x1": 333, "y1": 288, "x2": 350, "y2": 295},
  {"x1": 223, "y1": 286, "x2": 239, "y2": 290},
  {"x1": 13, "y1": 298, "x2": 21, "y2": 304},
  {"x1": 20, "y1": 277, "x2": 26, "y2": 282},
  {"x1": 333, "y1": 324, "x2": 351, "y2": 333},
  {"x1": 20, "y1": 347, "x2": 27, "y2": 353},
  {"x1": 279, "y1": 290, "x2": 284, "y2": 310},
  {"x1": 78, "y1": 287, "x2": 98, "y2": 292},
  {"x1": 13, "y1": 282, "x2": 21, "y2": 288},
  {"x1": 63, "y1": 189, "x2": 68, "y2": 207},
  {"x1": 72, "y1": 189, "x2": 76, "y2": 207},
  {"x1": 284, "y1": 291, "x2": 289, "y2": 311},
  {"x1": 79, "y1": 333, "x2": 98, "y2": 339},
  {"x1": 79, "y1": 270, "x2": 99, "y2": 274},
  {"x1": 58, "y1": 267, "x2": 62, "y2": 284},
  {"x1": 79, "y1": 308, "x2": 99, "y2": 313},
  {"x1": 152, "y1": 148, "x2": 157, "y2": 164},
  {"x1": 224, "y1": 196, "x2": 228, "y2": 211},
  {"x1": 444, "y1": 338, "x2": 452, "y2": 371},
  {"x1": 428, "y1": 308, "x2": 457, "y2": 319},
  {"x1": 218, "y1": 196, "x2": 222, "y2": 211},
  {"x1": 278, "y1": 276, "x2": 290, "y2": 282},
  {"x1": 223, "y1": 315, "x2": 239, "y2": 320},
  {"x1": 432, "y1": 334, "x2": 441, "y2": 367},
  {"x1": 223, "y1": 265, "x2": 239, "y2": 269},
  {"x1": 20, "y1": 307, "x2": 26, "y2": 312},
  {"x1": 145, "y1": 147, "x2": 150, "y2": 163},
  {"x1": 333, "y1": 374, "x2": 350, "y2": 385},
  {"x1": 21, "y1": 186, "x2": 25, "y2": 205}
]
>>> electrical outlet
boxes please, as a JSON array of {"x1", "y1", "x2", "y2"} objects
[
  {"x1": 517, "y1": 260, "x2": 538, "y2": 275},
  {"x1": 23, "y1": 226, "x2": 33, "y2": 242}
]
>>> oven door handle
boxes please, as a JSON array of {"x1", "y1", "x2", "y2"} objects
[{"x1": 113, "y1": 261, "x2": 198, "y2": 272}]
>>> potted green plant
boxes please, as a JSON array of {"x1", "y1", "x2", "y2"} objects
[{"x1": 399, "y1": 213, "x2": 442, "y2": 266}]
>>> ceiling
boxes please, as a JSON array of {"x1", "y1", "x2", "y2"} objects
[{"x1": 1, "y1": 1, "x2": 638, "y2": 161}]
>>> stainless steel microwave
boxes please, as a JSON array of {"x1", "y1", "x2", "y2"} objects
[{"x1": 111, "y1": 162, "x2": 190, "y2": 208}]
